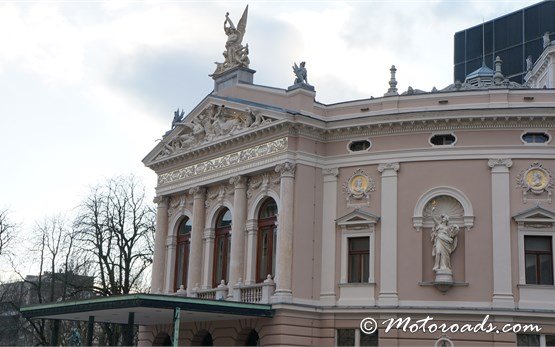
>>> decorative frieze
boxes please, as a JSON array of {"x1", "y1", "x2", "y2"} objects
[
  {"x1": 516, "y1": 162, "x2": 553, "y2": 204},
  {"x1": 158, "y1": 137, "x2": 287, "y2": 186}
]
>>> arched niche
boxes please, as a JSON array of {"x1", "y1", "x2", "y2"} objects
[{"x1": 413, "y1": 186, "x2": 474, "y2": 232}]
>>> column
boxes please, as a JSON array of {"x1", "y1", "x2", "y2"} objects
[
  {"x1": 187, "y1": 187, "x2": 206, "y2": 295},
  {"x1": 245, "y1": 219, "x2": 257, "y2": 284},
  {"x1": 274, "y1": 161, "x2": 296, "y2": 302},
  {"x1": 164, "y1": 234, "x2": 177, "y2": 293},
  {"x1": 488, "y1": 158, "x2": 514, "y2": 308},
  {"x1": 201, "y1": 227, "x2": 215, "y2": 289},
  {"x1": 229, "y1": 176, "x2": 248, "y2": 292},
  {"x1": 320, "y1": 168, "x2": 339, "y2": 305},
  {"x1": 377, "y1": 162, "x2": 399, "y2": 306},
  {"x1": 151, "y1": 196, "x2": 169, "y2": 293}
]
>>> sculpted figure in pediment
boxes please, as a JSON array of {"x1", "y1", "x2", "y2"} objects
[{"x1": 156, "y1": 105, "x2": 274, "y2": 160}]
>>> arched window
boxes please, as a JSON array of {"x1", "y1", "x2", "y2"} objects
[
  {"x1": 213, "y1": 208, "x2": 232, "y2": 288},
  {"x1": 256, "y1": 198, "x2": 278, "y2": 283},
  {"x1": 174, "y1": 217, "x2": 192, "y2": 290}
]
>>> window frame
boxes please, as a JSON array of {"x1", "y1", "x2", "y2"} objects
[
  {"x1": 524, "y1": 235, "x2": 554, "y2": 285},
  {"x1": 347, "y1": 138, "x2": 373, "y2": 153},
  {"x1": 174, "y1": 217, "x2": 192, "y2": 290},
  {"x1": 212, "y1": 209, "x2": 232, "y2": 288},
  {"x1": 428, "y1": 132, "x2": 457, "y2": 147},
  {"x1": 347, "y1": 237, "x2": 370, "y2": 283},
  {"x1": 256, "y1": 198, "x2": 278, "y2": 283},
  {"x1": 521, "y1": 131, "x2": 552, "y2": 145},
  {"x1": 518, "y1": 230, "x2": 555, "y2": 286}
]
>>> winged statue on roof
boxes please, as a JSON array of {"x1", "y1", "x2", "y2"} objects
[{"x1": 212, "y1": 6, "x2": 250, "y2": 76}]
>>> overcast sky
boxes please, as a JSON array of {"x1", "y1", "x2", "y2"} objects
[{"x1": 0, "y1": 0, "x2": 539, "y2": 275}]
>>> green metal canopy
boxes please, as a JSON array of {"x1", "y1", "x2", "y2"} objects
[{"x1": 20, "y1": 293, "x2": 274, "y2": 325}]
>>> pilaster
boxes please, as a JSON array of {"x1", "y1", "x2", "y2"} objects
[
  {"x1": 320, "y1": 168, "x2": 339, "y2": 305},
  {"x1": 488, "y1": 158, "x2": 515, "y2": 308},
  {"x1": 377, "y1": 162, "x2": 400, "y2": 306}
]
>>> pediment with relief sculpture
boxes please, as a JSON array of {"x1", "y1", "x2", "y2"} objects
[{"x1": 148, "y1": 103, "x2": 276, "y2": 163}]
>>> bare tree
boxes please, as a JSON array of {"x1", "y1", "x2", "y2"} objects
[
  {"x1": 75, "y1": 175, "x2": 155, "y2": 345},
  {"x1": 0, "y1": 208, "x2": 15, "y2": 257},
  {"x1": 76, "y1": 175, "x2": 155, "y2": 296}
]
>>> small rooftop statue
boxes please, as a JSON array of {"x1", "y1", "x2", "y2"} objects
[
  {"x1": 293, "y1": 61, "x2": 308, "y2": 84},
  {"x1": 288, "y1": 61, "x2": 314, "y2": 91},
  {"x1": 212, "y1": 6, "x2": 250, "y2": 76},
  {"x1": 172, "y1": 108, "x2": 185, "y2": 129}
]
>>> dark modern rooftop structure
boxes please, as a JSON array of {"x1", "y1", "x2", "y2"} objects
[{"x1": 454, "y1": 0, "x2": 555, "y2": 84}]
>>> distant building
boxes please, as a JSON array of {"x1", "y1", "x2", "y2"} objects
[
  {"x1": 454, "y1": 0, "x2": 555, "y2": 84},
  {"x1": 1, "y1": 271, "x2": 94, "y2": 345}
]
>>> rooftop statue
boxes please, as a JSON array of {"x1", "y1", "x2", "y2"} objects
[
  {"x1": 212, "y1": 6, "x2": 250, "y2": 76},
  {"x1": 292, "y1": 61, "x2": 308, "y2": 85},
  {"x1": 172, "y1": 108, "x2": 185, "y2": 129}
]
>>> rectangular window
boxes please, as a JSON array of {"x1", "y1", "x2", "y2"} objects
[
  {"x1": 525, "y1": 236, "x2": 554, "y2": 285},
  {"x1": 337, "y1": 329, "x2": 355, "y2": 347},
  {"x1": 517, "y1": 334, "x2": 540, "y2": 346},
  {"x1": 348, "y1": 237, "x2": 369, "y2": 283},
  {"x1": 336, "y1": 329, "x2": 378, "y2": 347}
]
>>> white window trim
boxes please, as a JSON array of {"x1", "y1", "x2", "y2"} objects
[
  {"x1": 520, "y1": 130, "x2": 552, "y2": 145},
  {"x1": 340, "y1": 229, "x2": 375, "y2": 284},
  {"x1": 514, "y1": 207, "x2": 555, "y2": 310},
  {"x1": 428, "y1": 132, "x2": 457, "y2": 147},
  {"x1": 347, "y1": 138, "x2": 373, "y2": 153},
  {"x1": 517, "y1": 229, "x2": 555, "y2": 285}
]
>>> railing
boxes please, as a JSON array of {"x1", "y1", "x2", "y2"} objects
[
  {"x1": 240, "y1": 284, "x2": 263, "y2": 303},
  {"x1": 174, "y1": 275, "x2": 275, "y2": 304}
]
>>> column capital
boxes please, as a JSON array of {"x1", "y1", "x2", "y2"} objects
[
  {"x1": 275, "y1": 161, "x2": 296, "y2": 178},
  {"x1": 189, "y1": 186, "x2": 206, "y2": 199},
  {"x1": 378, "y1": 162, "x2": 400, "y2": 174},
  {"x1": 322, "y1": 167, "x2": 339, "y2": 177},
  {"x1": 203, "y1": 228, "x2": 215, "y2": 240},
  {"x1": 488, "y1": 158, "x2": 513, "y2": 169},
  {"x1": 229, "y1": 175, "x2": 248, "y2": 189},
  {"x1": 153, "y1": 196, "x2": 169, "y2": 207}
]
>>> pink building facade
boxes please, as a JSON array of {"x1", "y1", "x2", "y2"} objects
[{"x1": 140, "y1": 16, "x2": 555, "y2": 347}]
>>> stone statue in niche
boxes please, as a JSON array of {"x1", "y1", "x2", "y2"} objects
[{"x1": 430, "y1": 203, "x2": 459, "y2": 285}]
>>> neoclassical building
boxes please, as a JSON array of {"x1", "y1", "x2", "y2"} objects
[{"x1": 135, "y1": 7, "x2": 555, "y2": 345}]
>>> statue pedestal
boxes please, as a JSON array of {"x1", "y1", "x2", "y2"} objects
[
  {"x1": 433, "y1": 269, "x2": 453, "y2": 292},
  {"x1": 212, "y1": 66, "x2": 256, "y2": 93},
  {"x1": 287, "y1": 82, "x2": 315, "y2": 92}
]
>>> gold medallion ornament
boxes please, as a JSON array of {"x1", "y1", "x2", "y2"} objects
[
  {"x1": 343, "y1": 168, "x2": 376, "y2": 206},
  {"x1": 516, "y1": 162, "x2": 553, "y2": 204},
  {"x1": 525, "y1": 168, "x2": 549, "y2": 191},
  {"x1": 350, "y1": 174, "x2": 369, "y2": 196}
]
